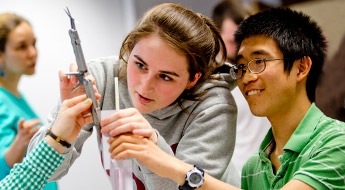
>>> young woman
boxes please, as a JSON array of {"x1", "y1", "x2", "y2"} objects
[
  {"x1": 0, "y1": 13, "x2": 57, "y2": 190},
  {"x1": 28, "y1": 3, "x2": 238, "y2": 189}
]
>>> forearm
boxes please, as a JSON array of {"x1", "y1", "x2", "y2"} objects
[
  {"x1": 201, "y1": 174, "x2": 241, "y2": 190},
  {"x1": 122, "y1": 136, "x2": 239, "y2": 190},
  {"x1": 4, "y1": 137, "x2": 27, "y2": 168},
  {"x1": 163, "y1": 155, "x2": 240, "y2": 190},
  {"x1": 44, "y1": 136, "x2": 67, "y2": 154}
]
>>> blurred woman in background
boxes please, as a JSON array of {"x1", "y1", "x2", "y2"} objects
[{"x1": 0, "y1": 12, "x2": 58, "y2": 190}]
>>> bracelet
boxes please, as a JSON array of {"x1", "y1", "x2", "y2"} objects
[{"x1": 46, "y1": 129, "x2": 71, "y2": 148}]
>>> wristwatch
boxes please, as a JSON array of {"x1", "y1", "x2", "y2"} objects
[{"x1": 178, "y1": 165, "x2": 205, "y2": 190}]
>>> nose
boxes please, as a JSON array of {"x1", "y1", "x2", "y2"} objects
[
  {"x1": 141, "y1": 73, "x2": 154, "y2": 94},
  {"x1": 241, "y1": 69, "x2": 257, "y2": 84},
  {"x1": 27, "y1": 45, "x2": 37, "y2": 59}
]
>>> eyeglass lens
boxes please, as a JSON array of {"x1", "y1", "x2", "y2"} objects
[{"x1": 230, "y1": 59, "x2": 266, "y2": 80}]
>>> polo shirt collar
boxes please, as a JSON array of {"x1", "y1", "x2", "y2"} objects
[
  {"x1": 259, "y1": 128, "x2": 274, "y2": 159},
  {"x1": 283, "y1": 103, "x2": 323, "y2": 153}
]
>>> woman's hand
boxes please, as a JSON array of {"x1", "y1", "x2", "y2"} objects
[
  {"x1": 108, "y1": 134, "x2": 189, "y2": 182},
  {"x1": 50, "y1": 95, "x2": 93, "y2": 143},
  {"x1": 5, "y1": 118, "x2": 41, "y2": 167},
  {"x1": 15, "y1": 118, "x2": 40, "y2": 147},
  {"x1": 59, "y1": 63, "x2": 98, "y2": 102},
  {"x1": 101, "y1": 108, "x2": 158, "y2": 144}
]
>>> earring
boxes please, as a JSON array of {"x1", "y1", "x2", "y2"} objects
[{"x1": 0, "y1": 66, "x2": 5, "y2": 77}]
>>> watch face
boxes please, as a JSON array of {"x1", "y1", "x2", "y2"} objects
[
  {"x1": 188, "y1": 172, "x2": 204, "y2": 188},
  {"x1": 190, "y1": 173, "x2": 202, "y2": 184},
  {"x1": 184, "y1": 166, "x2": 204, "y2": 189}
]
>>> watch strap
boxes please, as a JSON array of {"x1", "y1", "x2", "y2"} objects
[
  {"x1": 46, "y1": 128, "x2": 71, "y2": 148},
  {"x1": 179, "y1": 182, "x2": 193, "y2": 190},
  {"x1": 178, "y1": 165, "x2": 205, "y2": 190}
]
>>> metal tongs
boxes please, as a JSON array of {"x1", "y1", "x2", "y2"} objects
[{"x1": 65, "y1": 7, "x2": 101, "y2": 127}]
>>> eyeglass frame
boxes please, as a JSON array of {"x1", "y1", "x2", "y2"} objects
[{"x1": 229, "y1": 58, "x2": 284, "y2": 80}]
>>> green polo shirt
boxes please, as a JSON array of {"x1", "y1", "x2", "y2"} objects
[{"x1": 241, "y1": 103, "x2": 345, "y2": 189}]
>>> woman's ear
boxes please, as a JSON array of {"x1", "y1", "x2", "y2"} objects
[
  {"x1": 296, "y1": 56, "x2": 312, "y2": 82},
  {"x1": 186, "y1": 72, "x2": 202, "y2": 89}
]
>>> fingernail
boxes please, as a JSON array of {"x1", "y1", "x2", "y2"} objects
[{"x1": 85, "y1": 98, "x2": 90, "y2": 104}]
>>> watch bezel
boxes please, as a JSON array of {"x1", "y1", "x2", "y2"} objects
[{"x1": 186, "y1": 166, "x2": 204, "y2": 188}]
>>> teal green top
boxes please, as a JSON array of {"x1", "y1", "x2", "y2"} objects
[
  {"x1": 0, "y1": 87, "x2": 57, "y2": 189},
  {"x1": 0, "y1": 140, "x2": 64, "y2": 189},
  {"x1": 241, "y1": 103, "x2": 345, "y2": 189}
]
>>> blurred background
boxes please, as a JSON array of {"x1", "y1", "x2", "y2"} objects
[{"x1": 1, "y1": 0, "x2": 344, "y2": 189}]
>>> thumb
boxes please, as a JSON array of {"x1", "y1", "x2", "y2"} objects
[
  {"x1": 59, "y1": 70, "x2": 68, "y2": 83},
  {"x1": 17, "y1": 118, "x2": 24, "y2": 129}
]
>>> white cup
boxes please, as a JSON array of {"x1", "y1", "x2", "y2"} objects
[{"x1": 101, "y1": 110, "x2": 133, "y2": 190}]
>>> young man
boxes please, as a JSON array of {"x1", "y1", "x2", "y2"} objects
[{"x1": 231, "y1": 7, "x2": 345, "y2": 189}]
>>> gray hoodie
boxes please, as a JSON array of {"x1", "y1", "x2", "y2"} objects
[{"x1": 28, "y1": 56, "x2": 238, "y2": 189}]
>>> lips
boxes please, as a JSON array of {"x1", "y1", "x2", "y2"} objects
[
  {"x1": 137, "y1": 92, "x2": 153, "y2": 103},
  {"x1": 27, "y1": 62, "x2": 36, "y2": 69},
  {"x1": 246, "y1": 89, "x2": 263, "y2": 96}
]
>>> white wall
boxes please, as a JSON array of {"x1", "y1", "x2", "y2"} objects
[{"x1": 1, "y1": 0, "x2": 135, "y2": 189}]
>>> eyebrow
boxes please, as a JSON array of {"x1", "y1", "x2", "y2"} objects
[
  {"x1": 251, "y1": 50, "x2": 271, "y2": 57},
  {"x1": 134, "y1": 55, "x2": 180, "y2": 77},
  {"x1": 236, "y1": 50, "x2": 272, "y2": 62}
]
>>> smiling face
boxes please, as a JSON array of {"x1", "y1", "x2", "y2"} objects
[
  {"x1": 127, "y1": 34, "x2": 199, "y2": 114},
  {"x1": 0, "y1": 22, "x2": 37, "y2": 77},
  {"x1": 236, "y1": 35, "x2": 298, "y2": 118}
]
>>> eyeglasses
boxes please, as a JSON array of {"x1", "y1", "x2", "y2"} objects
[{"x1": 229, "y1": 58, "x2": 284, "y2": 80}]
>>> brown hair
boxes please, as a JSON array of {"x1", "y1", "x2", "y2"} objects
[
  {"x1": 212, "y1": 0, "x2": 254, "y2": 29},
  {"x1": 118, "y1": 3, "x2": 226, "y2": 103},
  {"x1": 0, "y1": 13, "x2": 30, "y2": 52}
]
